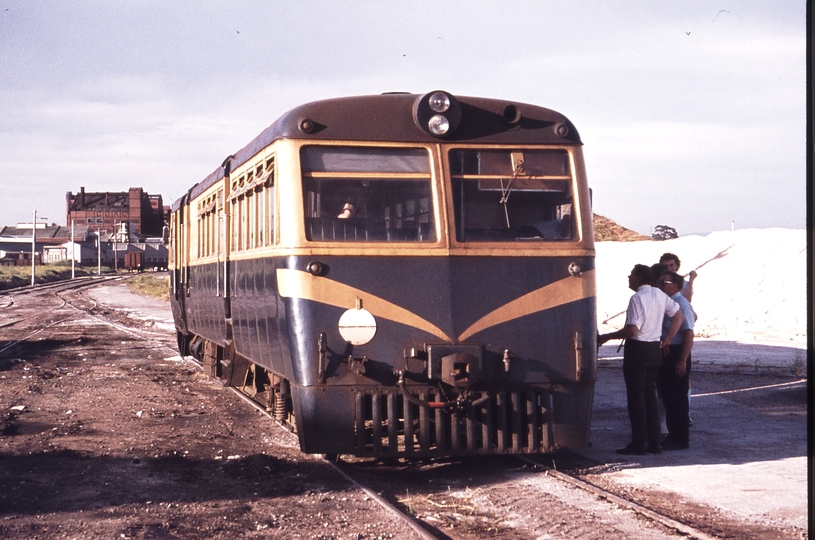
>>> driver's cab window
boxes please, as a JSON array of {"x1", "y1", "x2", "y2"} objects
[
  {"x1": 449, "y1": 149, "x2": 575, "y2": 242},
  {"x1": 301, "y1": 146, "x2": 435, "y2": 242}
]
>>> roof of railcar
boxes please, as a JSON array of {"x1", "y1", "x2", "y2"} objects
[{"x1": 176, "y1": 92, "x2": 582, "y2": 209}]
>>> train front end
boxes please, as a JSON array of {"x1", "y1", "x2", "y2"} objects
[{"x1": 271, "y1": 92, "x2": 597, "y2": 457}]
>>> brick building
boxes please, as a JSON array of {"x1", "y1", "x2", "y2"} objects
[{"x1": 66, "y1": 187, "x2": 166, "y2": 237}]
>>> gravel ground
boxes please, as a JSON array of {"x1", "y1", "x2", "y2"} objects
[
  {"x1": 0, "y1": 278, "x2": 807, "y2": 539},
  {"x1": 0, "y1": 281, "x2": 409, "y2": 539}
]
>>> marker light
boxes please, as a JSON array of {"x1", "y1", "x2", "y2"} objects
[
  {"x1": 428, "y1": 114, "x2": 450, "y2": 136},
  {"x1": 428, "y1": 92, "x2": 451, "y2": 113},
  {"x1": 299, "y1": 118, "x2": 315, "y2": 133},
  {"x1": 338, "y1": 307, "x2": 377, "y2": 346}
]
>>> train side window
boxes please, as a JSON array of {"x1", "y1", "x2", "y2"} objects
[
  {"x1": 211, "y1": 198, "x2": 216, "y2": 253},
  {"x1": 202, "y1": 210, "x2": 207, "y2": 257},
  {"x1": 248, "y1": 191, "x2": 256, "y2": 249},
  {"x1": 266, "y1": 184, "x2": 275, "y2": 245},
  {"x1": 217, "y1": 189, "x2": 224, "y2": 256},
  {"x1": 264, "y1": 158, "x2": 275, "y2": 245},
  {"x1": 194, "y1": 195, "x2": 218, "y2": 259},
  {"x1": 203, "y1": 209, "x2": 207, "y2": 257},
  {"x1": 241, "y1": 196, "x2": 248, "y2": 250},
  {"x1": 231, "y1": 197, "x2": 242, "y2": 251},
  {"x1": 231, "y1": 199, "x2": 237, "y2": 251},
  {"x1": 200, "y1": 206, "x2": 206, "y2": 257},
  {"x1": 256, "y1": 185, "x2": 264, "y2": 246},
  {"x1": 196, "y1": 209, "x2": 202, "y2": 259},
  {"x1": 301, "y1": 146, "x2": 435, "y2": 242},
  {"x1": 226, "y1": 157, "x2": 276, "y2": 251},
  {"x1": 449, "y1": 149, "x2": 575, "y2": 242}
]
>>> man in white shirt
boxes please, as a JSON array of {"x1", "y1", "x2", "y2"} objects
[{"x1": 599, "y1": 264, "x2": 684, "y2": 455}]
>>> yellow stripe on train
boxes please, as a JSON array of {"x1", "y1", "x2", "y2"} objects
[{"x1": 277, "y1": 268, "x2": 595, "y2": 344}]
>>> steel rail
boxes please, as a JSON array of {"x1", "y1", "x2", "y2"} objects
[
  {"x1": 45, "y1": 279, "x2": 713, "y2": 539},
  {"x1": 517, "y1": 455, "x2": 720, "y2": 540},
  {"x1": 692, "y1": 379, "x2": 807, "y2": 397},
  {"x1": 71, "y1": 293, "x2": 705, "y2": 540},
  {"x1": 0, "y1": 276, "x2": 176, "y2": 357},
  {"x1": 0, "y1": 277, "x2": 100, "y2": 323},
  {"x1": 0, "y1": 274, "x2": 104, "y2": 298},
  {"x1": 4, "y1": 273, "x2": 109, "y2": 290},
  {"x1": 0, "y1": 312, "x2": 77, "y2": 354},
  {"x1": 185, "y1": 353, "x2": 713, "y2": 540},
  {"x1": 0, "y1": 278, "x2": 726, "y2": 539},
  {"x1": 226, "y1": 384, "x2": 443, "y2": 540},
  {"x1": 0, "y1": 275, "x2": 124, "y2": 320},
  {"x1": 323, "y1": 459, "x2": 442, "y2": 540}
]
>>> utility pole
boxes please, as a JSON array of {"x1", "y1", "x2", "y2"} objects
[
  {"x1": 31, "y1": 210, "x2": 36, "y2": 286},
  {"x1": 71, "y1": 219, "x2": 75, "y2": 279},
  {"x1": 29, "y1": 211, "x2": 48, "y2": 286}
]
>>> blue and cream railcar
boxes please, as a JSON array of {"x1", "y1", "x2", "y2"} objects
[{"x1": 169, "y1": 91, "x2": 597, "y2": 458}]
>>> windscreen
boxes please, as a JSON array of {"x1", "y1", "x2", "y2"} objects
[
  {"x1": 449, "y1": 149, "x2": 575, "y2": 242},
  {"x1": 302, "y1": 146, "x2": 435, "y2": 242}
]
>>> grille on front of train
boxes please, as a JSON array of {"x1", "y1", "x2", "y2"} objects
[{"x1": 353, "y1": 389, "x2": 555, "y2": 456}]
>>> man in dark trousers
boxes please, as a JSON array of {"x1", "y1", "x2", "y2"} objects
[
  {"x1": 657, "y1": 270, "x2": 695, "y2": 450},
  {"x1": 599, "y1": 264, "x2": 684, "y2": 455}
]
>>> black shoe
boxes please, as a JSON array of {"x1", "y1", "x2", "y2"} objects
[
  {"x1": 647, "y1": 443, "x2": 662, "y2": 454},
  {"x1": 616, "y1": 443, "x2": 647, "y2": 455},
  {"x1": 661, "y1": 440, "x2": 689, "y2": 451}
]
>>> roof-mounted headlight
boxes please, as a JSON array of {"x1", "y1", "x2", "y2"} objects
[
  {"x1": 428, "y1": 91, "x2": 451, "y2": 113},
  {"x1": 428, "y1": 114, "x2": 450, "y2": 136},
  {"x1": 413, "y1": 90, "x2": 461, "y2": 138}
]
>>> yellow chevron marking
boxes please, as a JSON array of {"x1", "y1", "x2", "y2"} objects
[
  {"x1": 276, "y1": 268, "x2": 452, "y2": 342},
  {"x1": 277, "y1": 268, "x2": 595, "y2": 345},
  {"x1": 457, "y1": 269, "x2": 596, "y2": 342}
]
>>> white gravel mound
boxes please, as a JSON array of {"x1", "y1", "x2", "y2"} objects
[{"x1": 596, "y1": 228, "x2": 807, "y2": 347}]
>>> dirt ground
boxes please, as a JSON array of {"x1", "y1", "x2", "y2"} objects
[
  {"x1": 0, "y1": 282, "x2": 413, "y2": 539},
  {"x1": 0, "y1": 279, "x2": 807, "y2": 539}
]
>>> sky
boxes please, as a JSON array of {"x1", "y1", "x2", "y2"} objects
[{"x1": 0, "y1": 1, "x2": 807, "y2": 236}]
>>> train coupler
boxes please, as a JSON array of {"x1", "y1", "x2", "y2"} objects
[
  {"x1": 426, "y1": 343, "x2": 484, "y2": 387},
  {"x1": 396, "y1": 371, "x2": 490, "y2": 413}
]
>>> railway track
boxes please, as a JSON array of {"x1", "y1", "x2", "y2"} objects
[
  {"x1": 0, "y1": 276, "x2": 119, "y2": 351},
  {"x1": 1, "y1": 275, "x2": 123, "y2": 314},
  {"x1": 0, "y1": 278, "x2": 712, "y2": 540},
  {"x1": 0, "y1": 274, "x2": 107, "y2": 306},
  {"x1": 516, "y1": 456, "x2": 720, "y2": 540},
  {"x1": 227, "y1": 384, "x2": 444, "y2": 540},
  {"x1": 0, "y1": 279, "x2": 772, "y2": 538},
  {"x1": 229, "y1": 378, "x2": 720, "y2": 540},
  {"x1": 0, "y1": 275, "x2": 178, "y2": 356}
]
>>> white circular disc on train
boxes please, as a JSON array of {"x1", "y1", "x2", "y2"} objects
[{"x1": 338, "y1": 308, "x2": 377, "y2": 345}]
